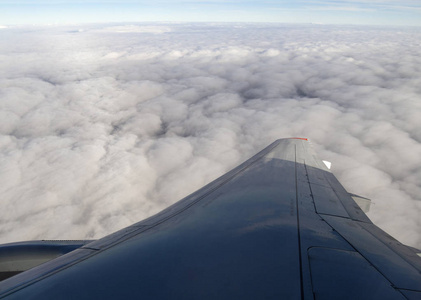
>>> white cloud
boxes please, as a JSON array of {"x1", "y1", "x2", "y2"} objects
[
  {"x1": 99, "y1": 25, "x2": 172, "y2": 34},
  {"x1": 0, "y1": 23, "x2": 420, "y2": 249}
]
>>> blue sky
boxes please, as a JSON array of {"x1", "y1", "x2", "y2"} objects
[{"x1": 1, "y1": 0, "x2": 420, "y2": 26}]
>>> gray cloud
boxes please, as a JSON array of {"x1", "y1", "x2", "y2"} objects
[{"x1": 0, "y1": 23, "x2": 420, "y2": 248}]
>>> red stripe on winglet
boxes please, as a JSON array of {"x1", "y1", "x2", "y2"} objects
[{"x1": 289, "y1": 137, "x2": 308, "y2": 141}]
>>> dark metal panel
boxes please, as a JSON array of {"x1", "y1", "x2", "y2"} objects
[
  {"x1": 295, "y1": 140, "x2": 351, "y2": 219},
  {"x1": 295, "y1": 159, "x2": 355, "y2": 300},
  {"x1": 295, "y1": 138, "x2": 371, "y2": 223},
  {"x1": 398, "y1": 290, "x2": 421, "y2": 300},
  {"x1": 308, "y1": 247, "x2": 405, "y2": 299},
  {"x1": 295, "y1": 140, "x2": 330, "y2": 188},
  {"x1": 359, "y1": 222, "x2": 421, "y2": 273},
  {"x1": 310, "y1": 183, "x2": 349, "y2": 218},
  {"x1": 322, "y1": 172, "x2": 372, "y2": 223},
  {"x1": 323, "y1": 215, "x2": 421, "y2": 291}
]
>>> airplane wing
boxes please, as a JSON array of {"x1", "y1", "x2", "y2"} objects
[{"x1": 0, "y1": 138, "x2": 420, "y2": 299}]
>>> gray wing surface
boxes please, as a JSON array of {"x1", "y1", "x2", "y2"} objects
[{"x1": 0, "y1": 138, "x2": 420, "y2": 299}]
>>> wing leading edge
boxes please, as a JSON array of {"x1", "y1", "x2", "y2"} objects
[{"x1": 0, "y1": 138, "x2": 420, "y2": 299}]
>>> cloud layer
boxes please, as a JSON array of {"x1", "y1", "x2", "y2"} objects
[{"x1": 0, "y1": 23, "x2": 420, "y2": 248}]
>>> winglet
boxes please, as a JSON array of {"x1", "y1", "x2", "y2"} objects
[{"x1": 288, "y1": 137, "x2": 308, "y2": 141}]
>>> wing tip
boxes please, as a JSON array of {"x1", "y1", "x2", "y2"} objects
[
  {"x1": 274, "y1": 137, "x2": 310, "y2": 144},
  {"x1": 290, "y1": 137, "x2": 308, "y2": 140},
  {"x1": 281, "y1": 137, "x2": 309, "y2": 141}
]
